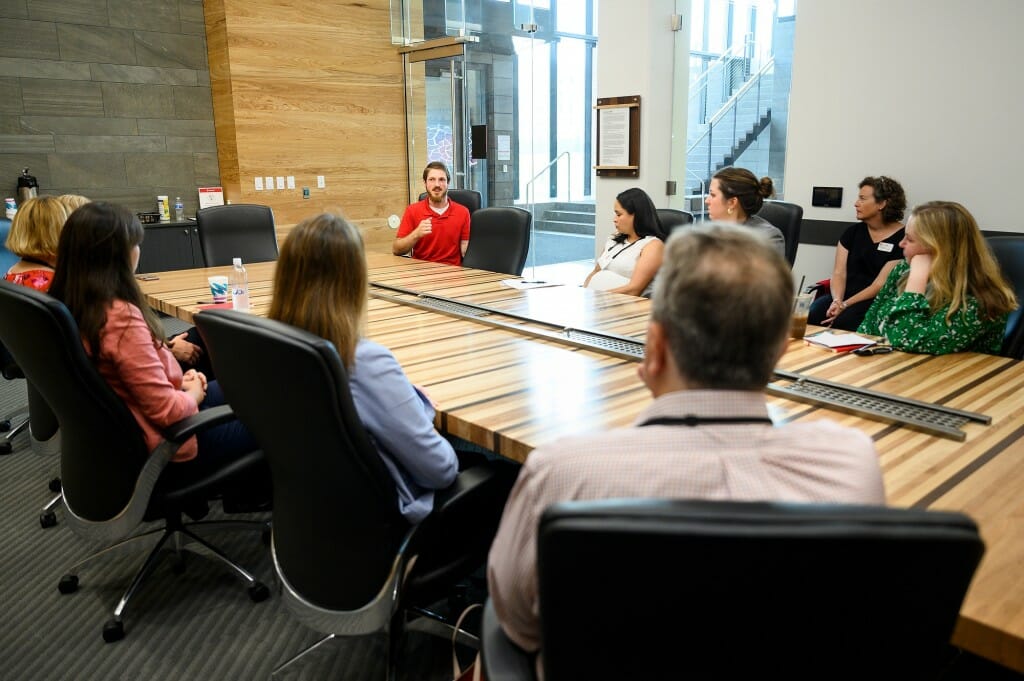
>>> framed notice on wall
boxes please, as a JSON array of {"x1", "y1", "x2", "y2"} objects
[{"x1": 595, "y1": 95, "x2": 640, "y2": 177}]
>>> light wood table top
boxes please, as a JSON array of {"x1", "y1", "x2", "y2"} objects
[{"x1": 140, "y1": 252, "x2": 1024, "y2": 672}]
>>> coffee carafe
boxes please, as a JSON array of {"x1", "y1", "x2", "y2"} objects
[{"x1": 16, "y1": 168, "x2": 38, "y2": 206}]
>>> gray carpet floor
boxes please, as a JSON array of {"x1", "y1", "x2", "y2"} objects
[
  {"x1": 6, "y1": 316, "x2": 1023, "y2": 680},
  {"x1": 0, "y1": 369, "x2": 461, "y2": 681}
]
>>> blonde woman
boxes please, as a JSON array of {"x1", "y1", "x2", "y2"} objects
[
  {"x1": 58, "y1": 194, "x2": 90, "y2": 212},
  {"x1": 4, "y1": 196, "x2": 70, "y2": 292},
  {"x1": 268, "y1": 212, "x2": 460, "y2": 522},
  {"x1": 859, "y1": 201, "x2": 1016, "y2": 354}
]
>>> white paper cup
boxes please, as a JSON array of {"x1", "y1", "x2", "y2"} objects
[{"x1": 208, "y1": 276, "x2": 229, "y2": 303}]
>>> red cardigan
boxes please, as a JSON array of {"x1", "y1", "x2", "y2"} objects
[{"x1": 92, "y1": 301, "x2": 199, "y2": 461}]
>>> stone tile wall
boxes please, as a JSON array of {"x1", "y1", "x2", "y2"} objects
[{"x1": 0, "y1": 0, "x2": 217, "y2": 217}]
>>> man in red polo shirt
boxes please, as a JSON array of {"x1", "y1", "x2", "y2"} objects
[{"x1": 392, "y1": 161, "x2": 471, "y2": 266}]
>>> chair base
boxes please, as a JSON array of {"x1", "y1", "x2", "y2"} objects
[
  {"x1": 0, "y1": 411, "x2": 29, "y2": 454},
  {"x1": 58, "y1": 516, "x2": 270, "y2": 642},
  {"x1": 39, "y1": 492, "x2": 60, "y2": 528},
  {"x1": 270, "y1": 605, "x2": 480, "y2": 680}
]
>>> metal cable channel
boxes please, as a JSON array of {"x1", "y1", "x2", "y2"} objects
[
  {"x1": 565, "y1": 328, "x2": 644, "y2": 358},
  {"x1": 369, "y1": 281, "x2": 990, "y2": 440},
  {"x1": 769, "y1": 370, "x2": 989, "y2": 442}
]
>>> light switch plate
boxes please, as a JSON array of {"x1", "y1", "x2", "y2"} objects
[
  {"x1": 276, "y1": 176, "x2": 285, "y2": 190},
  {"x1": 264, "y1": 176, "x2": 273, "y2": 190},
  {"x1": 254, "y1": 177, "x2": 264, "y2": 191},
  {"x1": 316, "y1": 175, "x2": 326, "y2": 189},
  {"x1": 286, "y1": 176, "x2": 295, "y2": 189}
]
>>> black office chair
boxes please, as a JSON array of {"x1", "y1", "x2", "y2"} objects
[
  {"x1": 756, "y1": 199, "x2": 803, "y2": 266},
  {"x1": 1, "y1": 334, "x2": 64, "y2": 523},
  {"x1": 986, "y1": 236, "x2": 1024, "y2": 359},
  {"x1": 655, "y1": 208, "x2": 693, "y2": 234},
  {"x1": 195, "y1": 203, "x2": 279, "y2": 266},
  {"x1": 462, "y1": 206, "x2": 532, "y2": 276},
  {"x1": 0, "y1": 281, "x2": 269, "y2": 642},
  {"x1": 0, "y1": 340, "x2": 29, "y2": 454},
  {"x1": 27, "y1": 381, "x2": 64, "y2": 528},
  {"x1": 418, "y1": 188, "x2": 483, "y2": 215},
  {"x1": 194, "y1": 309, "x2": 508, "y2": 680},
  {"x1": 482, "y1": 498, "x2": 984, "y2": 681}
]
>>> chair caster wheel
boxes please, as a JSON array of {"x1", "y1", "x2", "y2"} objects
[
  {"x1": 0, "y1": 442, "x2": 11, "y2": 455},
  {"x1": 40, "y1": 511, "x2": 57, "y2": 528},
  {"x1": 102, "y1": 619, "x2": 125, "y2": 643},
  {"x1": 58, "y1": 574, "x2": 79, "y2": 594},
  {"x1": 0, "y1": 419, "x2": 9, "y2": 431},
  {"x1": 249, "y1": 582, "x2": 270, "y2": 602},
  {"x1": 49, "y1": 478, "x2": 62, "y2": 492}
]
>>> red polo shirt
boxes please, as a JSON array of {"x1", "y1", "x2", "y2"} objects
[{"x1": 397, "y1": 198, "x2": 471, "y2": 266}]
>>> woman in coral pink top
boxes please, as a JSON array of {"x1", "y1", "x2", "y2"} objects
[{"x1": 49, "y1": 202, "x2": 262, "y2": 492}]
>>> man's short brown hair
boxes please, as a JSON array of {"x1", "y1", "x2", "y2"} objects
[
  {"x1": 651, "y1": 224, "x2": 793, "y2": 389},
  {"x1": 422, "y1": 161, "x2": 450, "y2": 182}
]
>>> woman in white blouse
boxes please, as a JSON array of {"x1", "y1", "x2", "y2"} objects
[{"x1": 583, "y1": 187, "x2": 667, "y2": 297}]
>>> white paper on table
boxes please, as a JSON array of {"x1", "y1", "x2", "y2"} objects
[
  {"x1": 805, "y1": 331, "x2": 877, "y2": 348},
  {"x1": 501, "y1": 279, "x2": 561, "y2": 290}
]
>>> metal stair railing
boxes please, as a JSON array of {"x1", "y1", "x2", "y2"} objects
[
  {"x1": 523, "y1": 150, "x2": 571, "y2": 278},
  {"x1": 686, "y1": 58, "x2": 775, "y2": 194}
]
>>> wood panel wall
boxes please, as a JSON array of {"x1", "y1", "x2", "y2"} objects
[{"x1": 203, "y1": 0, "x2": 407, "y2": 248}]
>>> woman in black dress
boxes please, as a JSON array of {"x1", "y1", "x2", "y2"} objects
[{"x1": 810, "y1": 176, "x2": 907, "y2": 331}]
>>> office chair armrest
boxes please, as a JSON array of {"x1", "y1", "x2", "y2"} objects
[
  {"x1": 481, "y1": 598, "x2": 538, "y2": 681},
  {"x1": 162, "y1": 404, "x2": 237, "y2": 443},
  {"x1": 433, "y1": 462, "x2": 499, "y2": 513}
]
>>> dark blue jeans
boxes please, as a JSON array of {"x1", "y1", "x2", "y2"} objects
[{"x1": 163, "y1": 380, "x2": 268, "y2": 502}]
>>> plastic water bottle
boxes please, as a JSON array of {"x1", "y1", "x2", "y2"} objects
[
  {"x1": 174, "y1": 196, "x2": 184, "y2": 221},
  {"x1": 230, "y1": 257, "x2": 250, "y2": 311}
]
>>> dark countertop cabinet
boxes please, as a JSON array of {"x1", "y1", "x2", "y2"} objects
[{"x1": 137, "y1": 221, "x2": 205, "y2": 273}]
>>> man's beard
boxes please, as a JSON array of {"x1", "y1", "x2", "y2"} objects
[{"x1": 428, "y1": 187, "x2": 448, "y2": 206}]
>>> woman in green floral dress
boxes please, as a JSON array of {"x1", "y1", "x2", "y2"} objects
[{"x1": 858, "y1": 201, "x2": 1017, "y2": 354}]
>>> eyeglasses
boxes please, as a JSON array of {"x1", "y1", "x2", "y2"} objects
[{"x1": 853, "y1": 346, "x2": 894, "y2": 356}]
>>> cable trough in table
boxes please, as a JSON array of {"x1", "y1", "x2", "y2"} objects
[{"x1": 369, "y1": 282, "x2": 990, "y2": 440}]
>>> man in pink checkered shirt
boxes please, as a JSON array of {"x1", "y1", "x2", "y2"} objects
[{"x1": 487, "y1": 224, "x2": 885, "y2": 663}]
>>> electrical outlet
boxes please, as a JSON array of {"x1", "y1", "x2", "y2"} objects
[
  {"x1": 254, "y1": 177, "x2": 264, "y2": 191},
  {"x1": 316, "y1": 175, "x2": 326, "y2": 189}
]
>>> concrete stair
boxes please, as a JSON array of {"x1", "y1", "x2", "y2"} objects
[{"x1": 532, "y1": 201, "x2": 595, "y2": 235}]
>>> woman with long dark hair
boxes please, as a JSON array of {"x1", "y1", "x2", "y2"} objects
[
  {"x1": 583, "y1": 187, "x2": 667, "y2": 297},
  {"x1": 49, "y1": 202, "x2": 259, "y2": 486}
]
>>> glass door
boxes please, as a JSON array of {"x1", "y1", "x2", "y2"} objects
[
  {"x1": 402, "y1": 40, "x2": 474, "y2": 200},
  {"x1": 395, "y1": 1, "x2": 598, "y2": 280}
]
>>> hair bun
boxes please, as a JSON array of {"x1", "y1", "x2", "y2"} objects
[{"x1": 759, "y1": 176, "x2": 775, "y2": 199}]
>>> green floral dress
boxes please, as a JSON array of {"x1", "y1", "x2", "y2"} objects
[{"x1": 858, "y1": 260, "x2": 1007, "y2": 355}]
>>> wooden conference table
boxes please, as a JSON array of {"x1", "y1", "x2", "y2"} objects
[{"x1": 140, "y1": 253, "x2": 1024, "y2": 672}]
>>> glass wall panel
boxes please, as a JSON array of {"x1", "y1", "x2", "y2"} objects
[
  {"x1": 397, "y1": 0, "x2": 597, "y2": 276},
  {"x1": 683, "y1": 0, "x2": 795, "y2": 213}
]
